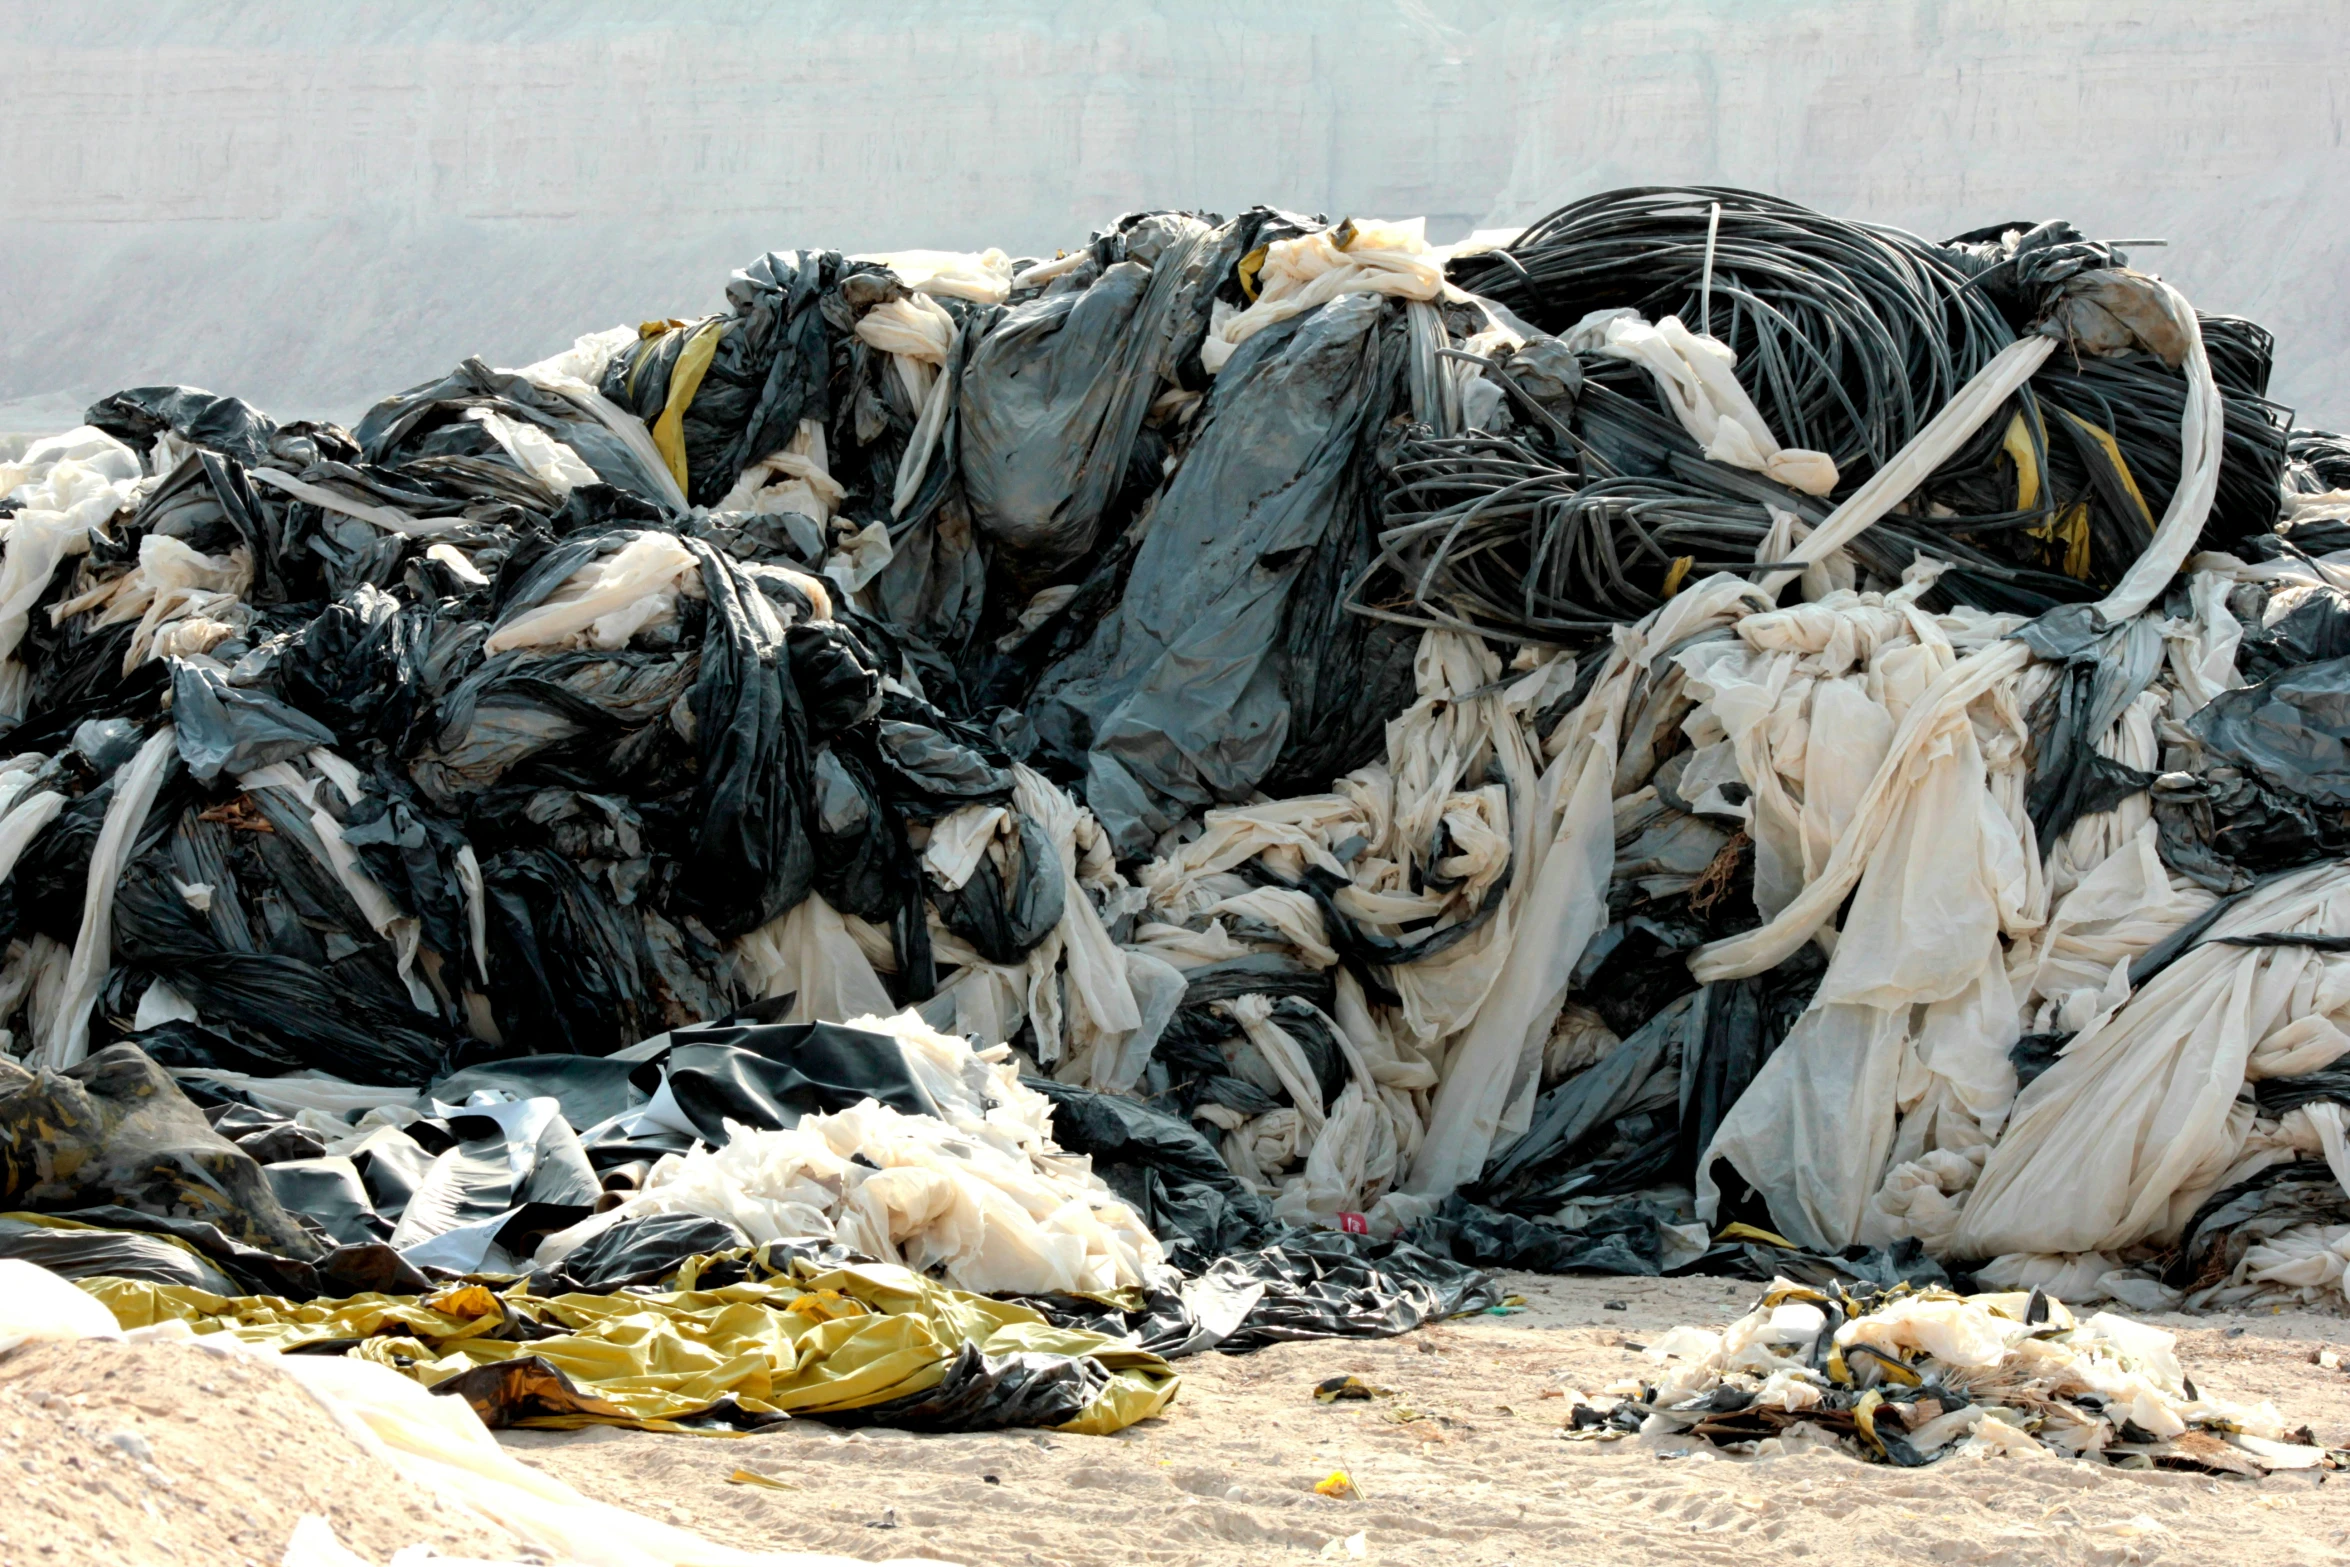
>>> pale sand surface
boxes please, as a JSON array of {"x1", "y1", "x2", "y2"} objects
[
  {"x1": 504, "y1": 1273, "x2": 2350, "y2": 1567},
  {"x1": 0, "y1": 1337, "x2": 530, "y2": 1567}
]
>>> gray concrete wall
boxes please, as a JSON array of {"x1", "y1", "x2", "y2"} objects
[{"x1": 4, "y1": 1, "x2": 2344, "y2": 427}]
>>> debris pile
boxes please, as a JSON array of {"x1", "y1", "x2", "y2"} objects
[
  {"x1": 2, "y1": 183, "x2": 2350, "y2": 1435},
  {"x1": 1575, "y1": 1277, "x2": 2342, "y2": 1474}
]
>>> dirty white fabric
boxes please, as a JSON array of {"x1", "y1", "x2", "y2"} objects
[
  {"x1": 1615, "y1": 1280, "x2": 2311, "y2": 1469},
  {"x1": 0, "y1": 786, "x2": 65, "y2": 890},
  {"x1": 511, "y1": 326, "x2": 692, "y2": 515},
  {"x1": 247, "y1": 466, "x2": 462, "y2": 538},
  {"x1": 48, "y1": 531, "x2": 251, "y2": 674},
  {"x1": 1588, "y1": 313, "x2": 1838, "y2": 495},
  {"x1": 1408, "y1": 577, "x2": 1765, "y2": 1196},
  {"x1": 715, "y1": 418, "x2": 845, "y2": 526},
  {"x1": 484, "y1": 531, "x2": 703, "y2": 653},
  {"x1": 731, "y1": 892, "x2": 898, "y2": 1025},
  {"x1": 1686, "y1": 580, "x2": 2039, "y2": 1249},
  {"x1": 856, "y1": 291, "x2": 961, "y2": 519},
  {"x1": 712, "y1": 419, "x2": 894, "y2": 594},
  {"x1": 464, "y1": 407, "x2": 597, "y2": 495},
  {"x1": 1202, "y1": 219, "x2": 1453, "y2": 373},
  {"x1": 920, "y1": 803, "x2": 1011, "y2": 891},
  {"x1": 855, "y1": 292, "x2": 956, "y2": 409},
  {"x1": 1123, "y1": 628, "x2": 1585, "y2": 1207},
  {"x1": 2010, "y1": 823, "x2": 2213, "y2": 1036},
  {"x1": 855, "y1": 247, "x2": 1014, "y2": 305},
  {"x1": 0, "y1": 428, "x2": 144, "y2": 697},
  {"x1": 914, "y1": 767, "x2": 1172, "y2": 1092}
]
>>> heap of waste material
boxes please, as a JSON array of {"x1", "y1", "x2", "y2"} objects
[
  {"x1": 1576, "y1": 1277, "x2": 2343, "y2": 1474},
  {"x1": 4, "y1": 186, "x2": 2350, "y2": 1437}
]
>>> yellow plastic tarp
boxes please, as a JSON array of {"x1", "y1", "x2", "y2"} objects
[{"x1": 84, "y1": 1255, "x2": 1176, "y2": 1436}]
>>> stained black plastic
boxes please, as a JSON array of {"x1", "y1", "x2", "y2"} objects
[
  {"x1": 529, "y1": 1213, "x2": 749, "y2": 1294},
  {"x1": 0, "y1": 1043, "x2": 322, "y2": 1260},
  {"x1": 651, "y1": 1020, "x2": 946, "y2": 1136},
  {"x1": 169, "y1": 660, "x2": 339, "y2": 784},
  {"x1": 819, "y1": 1340, "x2": 1112, "y2": 1433},
  {"x1": 959, "y1": 215, "x2": 1223, "y2": 583},
  {"x1": 2189, "y1": 653, "x2": 2350, "y2": 808}
]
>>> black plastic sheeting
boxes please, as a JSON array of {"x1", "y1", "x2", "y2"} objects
[
  {"x1": 528, "y1": 1213, "x2": 749, "y2": 1294},
  {"x1": 651, "y1": 1019, "x2": 945, "y2": 1138},
  {"x1": 1464, "y1": 951, "x2": 1820, "y2": 1225},
  {"x1": 1028, "y1": 1075, "x2": 1274, "y2": 1272},
  {"x1": 0, "y1": 1215, "x2": 242, "y2": 1293},
  {"x1": 2190, "y1": 653, "x2": 2350, "y2": 807},
  {"x1": 817, "y1": 1341, "x2": 1113, "y2": 1433},
  {"x1": 959, "y1": 214, "x2": 1233, "y2": 587},
  {"x1": 2168, "y1": 1160, "x2": 2350, "y2": 1294},
  {"x1": 1405, "y1": 1193, "x2": 1954, "y2": 1293},
  {"x1": 427, "y1": 1356, "x2": 647, "y2": 1430},
  {"x1": 1, "y1": 417, "x2": 1074, "y2": 1083},
  {"x1": 1195, "y1": 1231, "x2": 1501, "y2": 1350},
  {"x1": 1028, "y1": 287, "x2": 1417, "y2": 854},
  {"x1": 1026, "y1": 1077, "x2": 1499, "y2": 1346},
  {"x1": 3, "y1": 1198, "x2": 430, "y2": 1300}
]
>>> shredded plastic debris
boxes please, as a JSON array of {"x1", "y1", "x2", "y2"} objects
[{"x1": 1570, "y1": 1277, "x2": 2344, "y2": 1473}]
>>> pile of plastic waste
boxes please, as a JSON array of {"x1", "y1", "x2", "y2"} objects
[
  {"x1": 5, "y1": 185, "x2": 2350, "y2": 1433},
  {"x1": 1574, "y1": 1277, "x2": 2341, "y2": 1474}
]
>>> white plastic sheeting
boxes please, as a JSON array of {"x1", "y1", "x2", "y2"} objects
[
  {"x1": 42, "y1": 726, "x2": 178, "y2": 1069},
  {"x1": 1688, "y1": 281, "x2": 2228, "y2": 1250},
  {"x1": 1588, "y1": 313, "x2": 1839, "y2": 496},
  {"x1": 537, "y1": 1010, "x2": 1164, "y2": 1297},
  {"x1": 1958, "y1": 863, "x2": 2350, "y2": 1257}
]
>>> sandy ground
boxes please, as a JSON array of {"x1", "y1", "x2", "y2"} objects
[
  {"x1": 510, "y1": 1274, "x2": 2350, "y2": 1567},
  {"x1": 0, "y1": 1338, "x2": 529, "y2": 1567}
]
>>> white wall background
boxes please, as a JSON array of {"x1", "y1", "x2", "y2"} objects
[{"x1": 4, "y1": 1, "x2": 2345, "y2": 428}]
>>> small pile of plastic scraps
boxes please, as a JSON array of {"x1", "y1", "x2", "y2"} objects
[{"x1": 1561, "y1": 1279, "x2": 2343, "y2": 1474}]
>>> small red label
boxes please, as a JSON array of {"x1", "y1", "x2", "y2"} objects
[{"x1": 1337, "y1": 1212, "x2": 1369, "y2": 1234}]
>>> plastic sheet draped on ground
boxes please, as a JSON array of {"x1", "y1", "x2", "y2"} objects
[
  {"x1": 6, "y1": 185, "x2": 2350, "y2": 1429},
  {"x1": 88, "y1": 1254, "x2": 1177, "y2": 1436}
]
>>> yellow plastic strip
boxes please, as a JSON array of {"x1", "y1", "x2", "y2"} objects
[
  {"x1": 651, "y1": 319, "x2": 726, "y2": 493},
  {"x1": 1717, "y1": 1220, "x2": 1796, "y2": 1249},
  {"x1": 1235, "y1": 245, "x2": 1269, "y2": 301},
  {"x1": 2000, "y1": 411, "x2": 2041, "y2": 513},
  {"x1": 2058, "y1": 408, "x2": 2155, "y2": 527}
]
